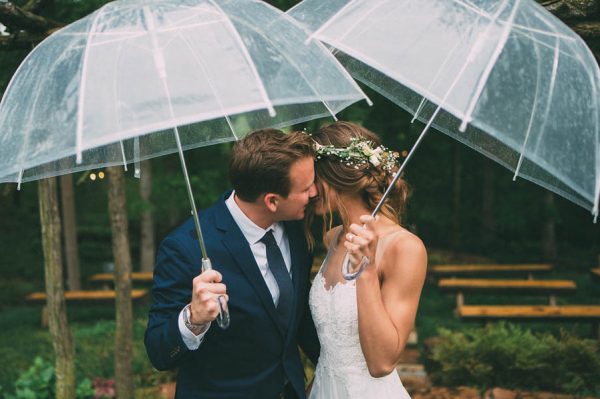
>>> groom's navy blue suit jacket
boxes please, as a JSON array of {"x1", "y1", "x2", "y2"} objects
[{"x1": 145, "y1": 192, "x2": 320, "y2": 398}]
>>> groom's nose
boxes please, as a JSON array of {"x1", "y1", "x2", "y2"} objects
[{"x1": 308, "y1": 183, "x2": 318, "y2": 199}]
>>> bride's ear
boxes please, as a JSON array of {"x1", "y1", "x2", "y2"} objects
[{"x1": 263, "y1": 193, "x2": 279, "y2": 212}]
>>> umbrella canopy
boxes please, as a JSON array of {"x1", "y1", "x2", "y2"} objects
[
  {"x1": 0, "y1": 0, "x2": 370, "y2": 327},
  {"x1": 289, "y1": 0, "x2": 600, "y2": 219},
  {"x1": 0, "y1": 0, "x2": 368, "y2": 184}
]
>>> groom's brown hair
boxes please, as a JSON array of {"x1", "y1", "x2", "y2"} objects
[{"x1": 229, "y1": 128, "x2": 314, "y2": 202}]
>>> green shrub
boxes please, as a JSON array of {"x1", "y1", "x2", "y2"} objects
[
  {"x1": 3, "y1": 357, "x2": 94, "y2": 399},
  {"x1": 427, "y1": 322, "x2": 600, "y2": 396},
  {"x1": 73, "y1": 318, "x2": 160, "y2": 387}
]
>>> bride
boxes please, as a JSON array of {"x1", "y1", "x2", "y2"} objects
[{"x1": 307, "y1": 121, "x2": 427, "y2": 398}]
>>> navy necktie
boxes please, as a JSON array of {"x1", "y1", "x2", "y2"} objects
[{"x1": 260, "y1": 230, "x2": 293, "y2": 330}]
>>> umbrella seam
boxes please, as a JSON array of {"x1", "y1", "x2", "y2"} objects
[
  {"x1": 206, "y1": 0, "x2": 275, "y2": 118},
  {"x1": 75, "y1": 2, "x2": 112, "y2": 165}
]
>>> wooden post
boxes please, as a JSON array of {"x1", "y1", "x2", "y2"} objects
[
  {"x1": 139, "y1": 159, "x2": 155, "y2": 272},
  {"x1": 60, "y1": 174, "x2": 81, "y2": 290},
  {"x1": 548, "y1": 295, "x2": 557, "y2": 306},
  {"x1": 107, "y1": 167, "x2": 135, "y2": 399},
  {"x1": 38, "y1": 177, "x2": 76, "y2": 399},
  {"x1": 457, "y1": 291, "x2": 464, "y2": 308}
]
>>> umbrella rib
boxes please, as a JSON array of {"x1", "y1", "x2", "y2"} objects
[
  {"x1": 271, "y1": 0, "x2": 372, "y2": 107},
  {"x1": 112, "y1": 38, "x2": 129, "y2": 172},
  {"x1": 119, "y1": 141, "x2": 128, "y2": 172},
  {"x1": 452, "y1": 0, "x2": 493, "y2": 21},
  {"x1": 336, "y1": 0, "x2": 390, "y2": 43},
  {"x1": 16, "y1": 169, "x2": 23, "y2": 190},
  {"x1": 307, "y1": 0, "x2": 359, "y2": 45},
  {"x1": 513, "y1": 25, "x2": 549, "y2": 181},
  {"x1": 206, "y1": 0, "x2": 275, "y2": 118},
  {"x1": 231, "y1": 16, "x2": 343, "y2": 119},
  {"x1": 412, "y1": 28, "x2": 472, "y2": 123},
  {"x1": 133, "y1": 137, "x2": 140, "y2": 178},
  {"x1": 178, "y1": 32, "x2": 237, "y2": 139},
  {"x1": 459, "y1": 0, "x2": 520, "y2": 132},
  {"x1": 75, "y1": 2, "x2": 112, "y2": 164},
  {"x1": 521, "y1": 36, "x2": 560, "y2": 175}
]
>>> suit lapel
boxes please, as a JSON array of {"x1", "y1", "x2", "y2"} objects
[
  {"x1": 216, "y1": 198, "x2": 285, "y2": 337},
  {"x1": 284, "y1": 222, "x2": 305, "y2": 331}
]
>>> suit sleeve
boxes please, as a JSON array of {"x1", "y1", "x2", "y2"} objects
[{"x1": 144, "y1": 236, "x2": 198, "y2": 370}]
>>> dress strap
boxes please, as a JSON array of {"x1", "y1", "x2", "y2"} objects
[{"x1": 318, "y1": 226, "x2": 343, "y2": 275}]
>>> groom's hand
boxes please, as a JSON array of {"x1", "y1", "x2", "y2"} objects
[{"x1": 190, "y1": 270, "x2": 228, "y2": 325}]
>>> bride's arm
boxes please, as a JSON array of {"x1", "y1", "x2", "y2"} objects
[{"x1": 350, "y1": 222, "x2": 427, "y2": 377}]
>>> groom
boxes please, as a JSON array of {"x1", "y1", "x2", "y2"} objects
[{"x1": 145, "y1": 128, "x2": 320, "y2": 398}]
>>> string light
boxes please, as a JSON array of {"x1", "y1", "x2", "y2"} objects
[
  {"x1": 98, "y1": 171, "x2": 105, "y2": 179},
  {"x1": 90, "y1": 173, "x2": 97, "y2": 181}
]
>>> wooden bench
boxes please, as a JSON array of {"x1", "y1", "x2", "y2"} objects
[
  {"x1": 438, "y1": 278, "x2": 576, "y2": 307},
  {"x1": 89, "y1": 272, "x2": 154, "y2": 284},
  {"x1": 430, "y1": 264, "x2": 553, "y2": 279},
  {"x1": 457, "y1": 305, "x2": 600, "y2": 340},
  {"x1": 26, "y1": 289, "x2": 149, "y2": 326}
]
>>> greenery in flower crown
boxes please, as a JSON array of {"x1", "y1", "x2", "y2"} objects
[{"x1": 313, "y1": 137, "x2": 400, "y2": 173}]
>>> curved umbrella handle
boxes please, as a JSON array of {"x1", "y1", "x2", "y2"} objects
[
  {"x1": 341, "y1": 251, "x2": 370, "y2": 281},
  {"x1": 202, "y1": 258, "x2": 230, "y2": 329}
]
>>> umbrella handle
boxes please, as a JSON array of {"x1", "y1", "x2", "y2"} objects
[
  {"x1": 341, "y1": 251, "x2": 370, "y2": 281},
  {"x1": 341, "y1": 222, "x2": 370, "y2": 281},
  {"x1": 202, "y1": 258, "x2": 230, "y2": 329}
]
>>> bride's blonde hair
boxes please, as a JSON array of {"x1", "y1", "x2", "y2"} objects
[{"x1": 307, "y1": 122, "x2": 409, "y2": 249}]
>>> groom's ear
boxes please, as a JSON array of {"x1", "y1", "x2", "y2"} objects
[{"x1": 263, "y1": 193, "x2": 279, "y2": 213}]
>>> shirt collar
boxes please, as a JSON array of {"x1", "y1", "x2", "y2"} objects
[{"x1": 225, "y1": 191, "x2": 284, "y2": 245}]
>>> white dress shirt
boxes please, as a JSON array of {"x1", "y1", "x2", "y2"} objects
[{"x1": 179, "y1": 191, "x2": 292, "y2": 349}]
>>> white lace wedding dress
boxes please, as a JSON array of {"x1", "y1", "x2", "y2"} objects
[{"x1": 308, "y1": 230, "x2": 411, "y2": 399}]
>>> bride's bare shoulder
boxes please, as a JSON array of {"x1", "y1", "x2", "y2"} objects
[{"x1": 383, "y1": 228, "x2": 427, "y2": 271}]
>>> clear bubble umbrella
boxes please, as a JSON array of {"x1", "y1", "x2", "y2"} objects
[
  {"x1": 289, "y1": 0, "x2": 600, "y2": 278},
  {"x1": 0, "y1": 0, "x2": 369, "y2": 327}
]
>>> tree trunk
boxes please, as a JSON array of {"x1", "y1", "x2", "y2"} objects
[
  {"x1": 60, "y1": 174, "x2": 81, "y2": 291},
  {"x1": 139, "y1": 160, "x2": 155, "y2": 272},
  {"x1": 38, "y1": 177, "x2": 75, "y2": 399},
  {"x1": 541, "y1": 191, "x2": 558, "y2": 260},
  {"x1": 481, "y1": 161, "x2": 496, "y2": 249},
  {"x1": 107, "y1": 167, "x2": 134, "y2": 399},
  {"x1": 451, "y1": 143, "x2": 462, "y2": 250}
]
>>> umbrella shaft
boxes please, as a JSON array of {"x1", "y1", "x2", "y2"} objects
[
  {"x1": 173, "y1": 129, "x2": 208, "y2": 260},
  {"x1": 371, "y1": 117, "x2": 433, "y2": 217}
]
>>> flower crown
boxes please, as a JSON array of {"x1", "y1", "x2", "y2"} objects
[{"x1": 313, "y1": 137, "x2": 400, "y2": 173}]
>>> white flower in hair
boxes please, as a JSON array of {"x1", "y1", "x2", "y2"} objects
[{"x1": 313, "y1": 136, "x2": 399, "y2": 172}]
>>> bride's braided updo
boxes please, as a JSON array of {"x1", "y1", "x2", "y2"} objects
[{"x1": 311, "y1": 121, "x2": 409, "y2": 234}]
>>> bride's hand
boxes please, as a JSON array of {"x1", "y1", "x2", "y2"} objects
[{"x1": 344, "y1": 215, "x2": 378, "y2": 274}]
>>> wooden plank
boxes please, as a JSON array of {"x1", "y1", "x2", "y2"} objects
[
  {"x1": 458, "y1": 305, "x2": 600, "y2": 320},
  {"x1": 89, "y1": 272, "x2": 153, "y2": 283},
  {"x1": 26, "y1": 289, "x2": 148, "y2": 301},
  {"x1": 431, "y1": 264, "x2": 552, "y2": 274},
  {"x1": 438, "y1": 278, "x2": 576, "y2": 292}
]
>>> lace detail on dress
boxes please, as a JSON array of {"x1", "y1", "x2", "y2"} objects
[
  {"x1": 308, "y1": 229, "x2": 411, "y2": 398},
  {"x1": 310, "y1": 274, "x2": 366, "y2": 374}
]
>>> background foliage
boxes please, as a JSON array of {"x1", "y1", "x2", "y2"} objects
[
  {"x1": 0, "y1": 0, "x2": 599, "y2": 396},
  {"x1": 427, "y1": 323, "x2": 600, "y2": 396}
]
